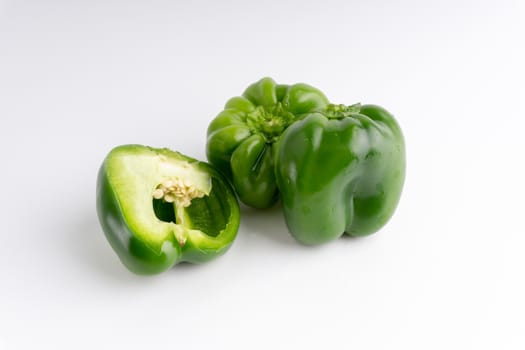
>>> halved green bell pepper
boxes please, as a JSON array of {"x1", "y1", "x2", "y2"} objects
[
  {"x1": 275, "y1": 103, "x2": 405, "y2": 244},
  {"x1": 206, "y1": 77, "x2": 329, "y2": 208},
  {"x1": 96, "y1": 145, "x2": 240, "y2": 275}
]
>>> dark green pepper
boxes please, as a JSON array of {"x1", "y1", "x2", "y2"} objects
[
  {"x1": 206, "y1": 77, "x2": 329, "y2": 208},
  {"x1": 96, "y1": 145, "x2": 240, "y2": 275},
  {"x1": 275, "y1": 104, "x2": 405, "y2": 244}
]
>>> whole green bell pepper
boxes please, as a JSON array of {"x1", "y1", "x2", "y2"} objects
[
  {"x1": 96, "y1": 145, "x2": 240, "y2": 275},
  {"x1": 275, "y1": 103, "x2": 405, "y2": 244},
  {"x1": 206, "y1": 77, "x2": 329, "y2": 208}
]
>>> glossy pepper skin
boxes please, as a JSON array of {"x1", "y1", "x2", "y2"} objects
[
  {"x1": 206, "y1": 77, "x2": 329, "y2": 208},
  {"x1": 275, "y1": 104, "x2": 405, "y2": 245},
  {"x1": 96, "y1": 145, "x2": 240, "y2": 275}
]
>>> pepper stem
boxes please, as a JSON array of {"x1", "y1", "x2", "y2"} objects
[
  {"x1": 246, "y1": 103, "x2": 295, "y2": 143},
  {"x1": 324, "y1": 103, "x2": 361, "y2": 119}
]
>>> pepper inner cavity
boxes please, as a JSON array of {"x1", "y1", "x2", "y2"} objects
[
  {"x1": 152, "y1": 198, "x2": 176, "y2": 223},
  {"x1": 152, "y1": 178, "x2": 206, "y2": 226}
]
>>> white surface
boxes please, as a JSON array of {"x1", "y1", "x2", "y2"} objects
[{"x1": 1, "y1": 1, "x2": 524, "y2": 349}]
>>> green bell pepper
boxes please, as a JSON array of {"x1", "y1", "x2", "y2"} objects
[
  {"x1": 275, "y1": 103, "x2": 405, "y2": 244},
  {"x1": 96, "y1": 145, "x2": 240, "y2": 275},
  {"x1": 206, "y1": 77, "x2": 329, "y2": 208}
]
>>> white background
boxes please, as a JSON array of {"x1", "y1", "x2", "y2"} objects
[{"x1": 1, "y1": 0, "x2": 524, "y2": 349}]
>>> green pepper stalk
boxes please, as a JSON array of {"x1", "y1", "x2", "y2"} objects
[
  {"x1": 96, "y1": 145, "x2": 240, "y2": 275},
  {"x1": 206, "y1": 77, "x2": 329, "y2": 208},
  {"x1": 275, "y1": 104, "x2": 405, "y2": 244}
]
